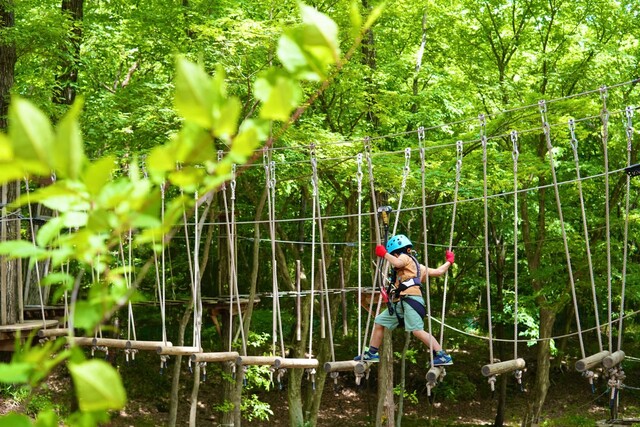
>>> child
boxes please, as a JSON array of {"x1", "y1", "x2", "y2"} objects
[{"x1": 354, "y1": 234, "x2": 454, "y2": 366}]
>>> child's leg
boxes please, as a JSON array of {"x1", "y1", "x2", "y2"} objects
[
  {"x1": 412, "y1": 330, "x2": 442, "y2": 351},
  {"x1": 369, "y1": 323, "x2": 385, "y2": 348}
]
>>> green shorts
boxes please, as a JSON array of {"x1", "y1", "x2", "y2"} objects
[{"x1": 374, "y1": 296, "x2": 425, "y2": 332}]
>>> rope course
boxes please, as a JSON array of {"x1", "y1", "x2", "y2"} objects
[{"x1": 2, "y1": 80, "x2": 639, "y2": 425}]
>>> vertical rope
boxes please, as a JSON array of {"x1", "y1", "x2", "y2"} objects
[
  {"x1": 439, "y1": 141, "x2": 462, "y2": 345},
  {"x1": 480, "y1": 116, "x2": 494, "y2": 364},
  {"x1": 420, "y1": 144, "x2": 435, "y2": 367},
  {"x1": 600, "y1": 87, "x2": 613, "y2": 353},
  {"x1": 308, "y1": 145, "x2": 318, "y2": 358},
  {"x1": 270, "y1": 160, "x2": 286, "y2": 358},
  {"x1": 193, "y1": 190, "x2": 202, "y2": 350},
  {"x1": 391, "y1": 148, "x2": 412, "y2": 236},
  {"x1": 617, "y1": 106, "x2": 633, "y2": 351},
  {"x1": 568, "y1": 119, "x2": 602, "y2": 353},
  {"x1": 356, "y1": 153, "x2": 363, "y2": 357},
  {"x1": 160, "y1": 183, "x2": 167, "y2": 344},
  {"x1": 220, "y1": 151, "x2": 234, "y2": 353},
  {"x1": 230, "y1": 164, "x2": 247, "y2": 356},
  {"x1": 539, "y1": 100, "x2": 585, "y2": 359},
  {"x1": 511, "y1": 131, "x2": 519, "y2": 360},
  {"x1": 316, "y1": 189, "x2": 336, "y2": 361},
  {"x1": 362, "y1": 138, "x2": 381, "y2": 355},
  {"x1": 180, "y1": 188, "x2": 196, "y2": 347},
  {"x1": 24, "y1": 178, "x2": 47, "y2": 326}
]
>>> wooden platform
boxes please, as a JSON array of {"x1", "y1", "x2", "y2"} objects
[{"x1": 0, "y1": 320, "x2": 59, "y2": 351}]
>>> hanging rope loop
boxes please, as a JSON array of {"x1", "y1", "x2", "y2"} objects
[
  {"x1": 356, "y1": 153, "x2": 363, "y2": 194},
  {"x1": 418, "y1": 126, "x2": 425, "y2": 148},
  {"x1": 217, "y1": 150, "x2": 225, "y2": 190},
  {"x1": 231, "y1": 164, "x2": 236, "y2": 200},
  {"x1": 625, "y1": 106, "x2": 634, "y2": 152},
  {"x1": 455, "y1": 140, "x2": 463, "y2": 182},
  {"x1": 510, "y1": 131, "x2": 519, "y2": 163},
  {"x1": 568, "y1": 119, "x2": 578, "y2": 152}
]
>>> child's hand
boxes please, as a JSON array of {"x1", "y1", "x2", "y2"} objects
[
  {"x1": 446, "y1": 250, "x2": 455, "y2": 264},
  {"x1": 375, "y1": 245, "x2": 387, "y2": 258}
]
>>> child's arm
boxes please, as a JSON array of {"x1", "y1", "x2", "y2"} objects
[
  {"x1": 420, "y1": 250, "x2": 454, "y2": 280},
  {"x1": 375, "y1": 245, "x2": 407, "y2": 269}
]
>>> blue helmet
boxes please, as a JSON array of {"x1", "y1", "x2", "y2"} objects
[{"x1": 386, "y1": 234, "x2": 412, "y2": 254}]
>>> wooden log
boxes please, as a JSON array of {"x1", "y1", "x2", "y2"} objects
[
  {"x1": 575, "y1": 350, "x2": 611, "y2": 372},
  {"x1": 603, "y1": 350, "x2": 625, "y2": 369},
  {"x1": 274, "y1": 358, "x2": 319, "y2": 369},
  {"x1": 37, "y1": 328, "x2": 69, "y2": 338},
  {"x1": 68, "y1": 337, "x2": 94, "y2": 346},
  {"x1": 236, "y1": 356, "x2": 278, "y2": 366},
  {"x1": 190, "y1": 352, "x2": 239, "y2": 363},
  {"x1": 89, "y1": 338, "x2": 130, "y2": 349},
  {"x1": 426, "y1": 366, "x2": 445, "y2": 383},
  {"x1": 127, "y1": 340, "x2": 173, "y2": 351},
  {"x1": 323, "y1": 360, "x2": 358, "y2": 373},
  {"x1": 481, "y1": 358, "x2": 526, "y2": 377},
  {"x1": 156, "y1": 346, "x2": 201, "y2": 356}
]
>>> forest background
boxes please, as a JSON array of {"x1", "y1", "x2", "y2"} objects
[{"x1": 0, "y1": 0, "x2": 639, "y2": 426}]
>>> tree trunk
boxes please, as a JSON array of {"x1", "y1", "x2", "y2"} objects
[
  {"x1": 0, "y1": 0, "x2": 15, "y2": 130},
  {"x1": 54, "y1": 0, "x2": 83, "y2": 106},
  {"x1": 168, "y1": 304, "x2": 193, "y2": 427},
  {"x1": 523, "y1": 307, "x2": 555, "y2": 427},
  {"x1": 1, "y1": 182, "x2": 20, "y2": 325},
  {"x1": 376, "y1": 330, "x2": 394, "y2": 427}
]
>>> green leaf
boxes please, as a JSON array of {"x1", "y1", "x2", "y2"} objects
[
  {"x1": 255, "y1": 69, "x2": 302, "y2": 121},
  {"x1": 0, "y1": 162, "x2": 27, "y2": 186},
  {"x1": 0, "y1": 133, "x2": 14, "y2": 161},
  {"x1": 72, "y1": 301, "x2": 103, "y2": 330},
  {"x1": 83, "y1": 156, "x2": 116, "y2": 197},
  {"x1": 69, "y1": 360, "x2": 126, "y2": 412},
  {"x1": 36, "y1": 216, "x2": 65, "y2": 247},
  {"x1": 299, "y1": 3, "x2": 339, "y2": 59},
  {"x1": 147, "y1": 145, "x2": 176, "y2": 175},
  {"x1": 8, "y1": 97, "x2": 54, "y2": 171},
  {"x1": 277, "y1": 33, "x2": 318, "y2": 80},
  {"x1": 231, "y1": 126, "x2": 260, "y2": 159},
  {"x1": 175, "y1": 57, "x2": 214, "y2": 128},
  {"x1": 213, "y1": 97, "x2": 241, "y2": 140},
  {"x1": 349, "y1": 1, "x2": 363, "y2": 38},
  {"x1": 363, "y1": 3, "x2": 384, "y2": 30},
  {"x1": 0, "y1": 413, "x2": 32, "y2": 427},
  {"x1": 18, "y1": 183, "x2": 88, "y2": 213},
  {"x1": 34, "y1": 410, "x2": 58, "y2": 427},
  {"x1": 54, "y1": 99, "x2": 85, "y2": 180},
  {"x1": 0, "y1": 241, "x2": 46, "y2": 259},
  {"x1": 0, "y1": 362, "x2": 32, "y2": 383},
  {"x1": 40, "y1": 272, "x2": 74, "y2": 289}
]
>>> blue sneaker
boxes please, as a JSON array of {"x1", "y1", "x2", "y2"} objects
[
  {"x1": 354, "y1": 350, "x2": 379, "y2": 362},
  {"x1": 429, "y1": 350, "x2": 453, "y2": 367}
]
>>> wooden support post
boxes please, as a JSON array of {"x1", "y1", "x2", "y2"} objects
[
  {"x1": 575, "y1": 350, "x2": 611, "y2": 372},
  {"x1": 190, "y1": 352, "x2": 239, "y2": 363},
  {"x1": 274, "y1": 358, "x2": 319, "y2": 369},
  {"x1": 126, "y1": 340, "x2": 173, "y2": 351},
  {"x1": 236, "y1": 356, "x2": 278, "y2": 366},
  {"x1": 603, "y1": 350, "x2": 625, "y2": 369},
  {"x1": 37, "y1": 328, "x2": 70, "y2": 338},
  {"x1": 481, "y1": 358, "x2": 526, "y2": 377},
  {"x1": 156, "y1": 346, "x2": 201, "y2": 356},
  {"x1": 323, "y1": 360, "x2": 359, "y2": 373},
  {"x1": 426, "y1": 366, "x2": 445, "y2": 384}
]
